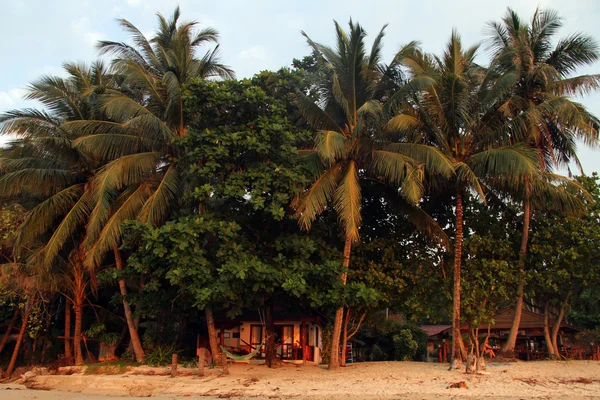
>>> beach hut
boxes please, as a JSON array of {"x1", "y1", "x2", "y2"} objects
[{"x1": 200, "y1": 305, "x2": 325, "y2": 364}]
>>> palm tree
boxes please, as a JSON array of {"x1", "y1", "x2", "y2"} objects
[
  {"x1": 389, "y1": 32, "x2": 541, "y2": 368},
  {"x1": 0, "y1": 62, "x2": 116, "y2": 365},
  {"x1": 294, "y1": 20, "x2": 455, "y2": 370},
  {"x1": 64, "y1": 7, "x2": 234, "y2": 362},
  {"x1": 485, "y1": 7, "x2": 600, "y2": 357}
]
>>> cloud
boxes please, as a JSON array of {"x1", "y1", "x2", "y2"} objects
[
  {"x1": 0, "y1": 92, "x2": 15, "y2": 110},
  {"x1": 0, "y1": 88, "x2": 26, "y2": 111},
  {"x1": 70, "y1": 17, "x2": 106, "y2": 49},
  {"x1": 238, "y1": 45, "x2": 267, "y2": 60},
  {"x1": 126, "y1": 0, "x2": 142, "y2": 6}
]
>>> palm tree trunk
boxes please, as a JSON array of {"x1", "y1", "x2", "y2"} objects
[
  {"x1": 73, "y1": 298, "x2": 84, "y2": 365},
  {"x1": 451, "y1": 191, "x2": 464, "y2": 369},
  {"x1": 0, "y1": 308, "x2": 19, "y2": 355},
  {"x1": 3, "y1": 302, "x2": 31, "y2": 378},
  {"x1": 329, "y1": 236, "x2": 351, "y2": 371},
  {"x1": 501, "y1": 184, "x2": 531, "y2": 358},
  {"x1": 502, "y1": 189, "x2": 531, "y2": 357},
  {"x1": 114, "y1": 247, "x2": 145, "y2": 364},
  {"x1": 64, "y1": 297, "x2": 72, "y2": 361},
  {"x1": 543, "y1": 300, "x2": 555, "y2": 357},
  {"x1": 205, "y1": 308, "x2": 220, "y2": 364}
]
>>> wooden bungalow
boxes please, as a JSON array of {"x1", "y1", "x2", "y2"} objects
[
  {"x1": 205, "y1": 306, "x2": 325, "y2": 364},
  {"x1": 421, "y1": 307, "x2": 581, "y2": 361}
]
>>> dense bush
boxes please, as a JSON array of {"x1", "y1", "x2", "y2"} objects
[{"x1": 354, "y1": 318, "x2": 428, "y2": 362}]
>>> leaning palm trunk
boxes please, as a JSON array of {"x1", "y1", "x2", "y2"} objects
[
  {"x1": 114, "y1": 247, "x2": 145, "y2": 363},
  {"x1": 0, "y1": 308, "x2": 19, "y2": 355},
  {"x1": 502, "y1": 188, "x2": 531, "y2": 357},
  {"x1": 3, "y1": 300, "x2": 31, "y2": 378},
  {"x1": 451, "y1": 192, "x2": 464, "y2": 369},
  {"x1": 329, "y1": 237, "x2": 351, "y2": 370}
]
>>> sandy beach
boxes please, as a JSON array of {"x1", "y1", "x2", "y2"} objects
[{"x1": 1, "y1": 360, "x2": 600, "y2": 399}]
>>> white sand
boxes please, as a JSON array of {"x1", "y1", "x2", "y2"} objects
[{"x1": 2, "y1": 360, "x2": 600, "y2": 399}]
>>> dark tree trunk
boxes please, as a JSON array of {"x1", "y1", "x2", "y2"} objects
[
  {"x1": 0, "y1": 308, "x2": 19, "y2": 355},
  {"x1": 205, "y1": 308, "x2": 220, "y2": 364},
  {"x1": 64, "y1": 297, "x2": 72, "y2": 361},
  {"x1": 264, "y1": 302, "x2": 277, "y2": 368},
  {"x1": 114, "y1": 247, "x2": 145, "y2": 364},
  {"x1": 451, "y1": 191, "x2": 464, "y2": 369},
  {"x1": 502, "y1": 191, "x2": 531, "y2": 357},
  {"x1": 543, "y1": 300, "x2": 556, "y2": 357},
  {"x1": 340, "y1": 308, "x2": 351, "y2": 367},
  {"x1": 329, "y1": 237, "x2": 351, "y2": 371},
  {"x1": 551, "y1": 291, "x2": 571, "y2": 358},
  {"x1": 3, "y1": 303, "x2": 31, "y2": 378}
]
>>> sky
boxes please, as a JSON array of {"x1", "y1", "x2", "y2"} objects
[{"x1": 1, "y1": 0, "x2": 599, "y2": 173}]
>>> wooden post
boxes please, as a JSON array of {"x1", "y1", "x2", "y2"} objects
[
  {"x1": 171, "y1": 354, "x2": 178, "y2": 377},
  {"x1": 221, "y1": 351, "x2": 229, "y2": 375},
  {"x1": 198, "y1": 348, "x2": 205, "y2": 377},
  {"x1": 301, "y1": 323, "x2": 306, "y2": 363}
]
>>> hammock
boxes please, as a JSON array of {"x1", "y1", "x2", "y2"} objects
[{"x1": 220, "y1": 345, "x2": 263, "y2": 361}]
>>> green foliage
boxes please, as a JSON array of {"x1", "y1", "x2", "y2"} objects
[
  {"x1": 354, "y1": 316, "x2": 428, "y2": 362},
  {"x1": 528, "y1": 174, "x2": 600, "y2": 325},
  {"x1": 392, "y1": 329, "x2": 419, "y2": 361},
  {"x1": 86, "y1": 323, "x2": 120, "y2": 345},
  {"x1": 145, "y1": 343, "x2": 179, "y2": 367}
]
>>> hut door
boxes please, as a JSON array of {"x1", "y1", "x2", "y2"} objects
[{"x1": 250, "y1": 325, "x2": 263, "y2": 348}]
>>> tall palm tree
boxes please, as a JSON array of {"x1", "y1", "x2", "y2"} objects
[
  {"x1": 294, "y1": 20, "x2": 455, "y2": 370},
  {"x1": 485, "y1": 8, "x2": 600, "y2": 357},
  {"x1": 0, "y1": 62, "x2": 117, "y2": 365},
  {"x1": 73, "y1": 7, "x2": 234, "y2": 268},
  {"x1": 390, "y1": 32, "x2": 541, "y2": 368},
  {"x1": 64, "y1": 7, "x2": 234, "y2": 362}
]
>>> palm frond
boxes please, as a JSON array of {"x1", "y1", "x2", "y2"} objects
[
  {"x1": 314, "y1": 130, "x2": 348, "y2": 165},
  {"x1": 296, "y1": 93, "x2": 344, "y2": 132},
  {"x1": 333, "y1": 160, "x2": 361, "y2": 242},
  {"x1": 138, "y1": 165, "x2": 180, "y2": 226},
  {"x1": 41, "y1": 190, "x2": 93, "y2": 265},
  {"x1": 294, "y1": 163, "x2": 344, "y2": 230},
  {"x1": 84, "y1": 183, "x2": 152, "y2": 268},
  {"x1": 14, "y1": 184, "x2": 85, "y2": 251}
]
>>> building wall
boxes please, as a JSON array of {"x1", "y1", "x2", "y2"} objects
[{"x1": 218, "y1": 321, "x2": 323, "y2": 363}]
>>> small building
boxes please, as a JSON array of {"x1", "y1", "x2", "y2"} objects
[
  {"x1": 207, "y1": 306, "x2": 325, "y2": 364},
  {"x1": 421, "y1": 307, "x2": 581, "y2": 361}
]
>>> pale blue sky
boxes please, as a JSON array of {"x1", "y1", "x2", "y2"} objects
[{"x1": 1, "y1": 0, "x2": 599, "y2": 173}]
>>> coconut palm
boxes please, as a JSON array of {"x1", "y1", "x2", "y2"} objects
[
  {"x1": 71, "y1": 7, "x2": 234, "y2": 269},
  {"x1": 0, "y1": 61, "x2": 124, "y2": 365},
  {"x1": 61, "y1": 7, "x2": 234, "y2": 363},
  {"x1": 485, "y1": 8, "x2": 600, "y2": 357},
  {"x1": 294, "y1": 20, "x2": 455, "y2": 370},
  {"x1": 388, "y1": 32, "x2": 542, "y2": 368}
]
